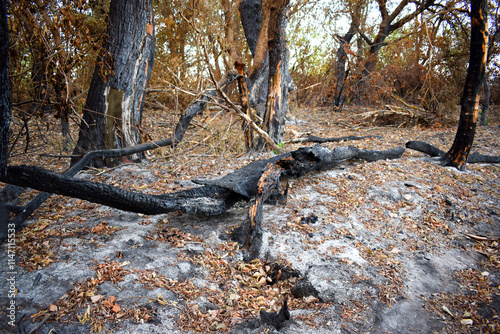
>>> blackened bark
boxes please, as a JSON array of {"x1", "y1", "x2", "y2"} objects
[
  {"x1": 262, "y1": 0, "x2": 290, "y2": 145},
  {"x1": 240, "y1": 0, "x2": 269, "y2": 117},
  {"x1": 236, "y1": 62, "x2": 256, "y2": 150},
  {"x1": 242, "y1": 163, "x2": 283, "y2": 259},
  {"x1": 260, "y1": 299, "x2": 290, "y2": 330},
  {"x1": 333, "y1": 0, "x2": 364, "y2": 109},
  {"x1": 406, "y1": 141, "x2": 500, "y2": 163},
  {"x1": 248, "y1": 59, "x2": 269, "y2": 117},
  {"x1": 72, "y1": 0, "x2": 155, "y2": 166},
  {"x1": 172, "y1": 71, "x2": 238, "y2": 146},
  {"x1": 0, "y1": 144, "x2": 405, "y2": 243},
  {"x1": 333, "y1": 26, "x2": 355, "y2": 109},
  {"x1": 0, "y1": 0, "x2": 10, "y2": 178},
  {"x1": 295, "y1": 134, "x2": 381, "y2": 144},
  {"x1": 441, "y1": 0, "x2": 488, "y2": 170},
  {"x1": 406, "y1": 141, "x2": 445, "y2": 157},
  {"x1": 240, "y1": 0, "x2": 263, "y2": 57}
]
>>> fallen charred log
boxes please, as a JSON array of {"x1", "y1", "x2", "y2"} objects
[
  {"x1": 0, "y1": 72, "x2": 239, "y2": 239},
  {"x1": 406, "y1": 141, "x2": 500, "y2": 163},
  {"x1": 0, "y1": 144, "x2": 405, "y2": 243}
]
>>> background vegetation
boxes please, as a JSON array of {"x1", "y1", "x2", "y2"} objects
[{"x1": 6, "y1": 0, "x2": 500, "y2": 161}]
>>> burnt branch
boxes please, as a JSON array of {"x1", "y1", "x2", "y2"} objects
[
  {"x1": 1, "y1": 144, "x2": 405, "y2": 244},
  {"x1": 406, "y1": 141, "x2": 500, "y2": 164}
]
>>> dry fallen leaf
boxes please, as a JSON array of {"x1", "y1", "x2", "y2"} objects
[
  {"x1": 90, "y1": 295, "x2": 104, "y2": 303},
  {"x1": 112, "y1": 303, "x2": 121, "y2": 313}
]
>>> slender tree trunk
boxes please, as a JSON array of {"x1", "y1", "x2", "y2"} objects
[
  {"x1": 222, "y1": 0, "x2": 240, "y2": 66},
  {"x1": 441, "y1": 0, "x2": 488, "y2": 170},
  {"x1": 333, "y1": 25, "x2": 356, "y2": 109},
  {"x1": 356, "y1": 32, "x2": 389, "y2": 100},
  {"x1": 262, "y1": 0, "x2": 290, "y2": 145},
  {"x1": 0, "y1": 0, "x2": 11, "y2": 178},
  {"x1": 72, "y1": 0, "x2": 155, "y2": 167},
  {"x1": 236, "y1": 62, "x2": 256, "y2": 151}
]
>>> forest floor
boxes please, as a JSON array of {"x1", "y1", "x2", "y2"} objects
[{"x1": 1, "y1": 103, "x2": 500, "y2": 334}]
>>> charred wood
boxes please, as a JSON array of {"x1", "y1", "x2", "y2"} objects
[
  {"x1": 406, "y1": 140, "x2": 500, "y2": 164},
  {"x1": 1, "y1": 144, "x2": 405, "y2": 244},
  {"x1": 260, "y1": 299, "x2": 290, "y2": 330},
  {"x1": 231, "y1": 163, "x2": 283, "y2": 260}
]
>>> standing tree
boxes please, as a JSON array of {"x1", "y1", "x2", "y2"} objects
[
  {"x1": 354, "y1": 0, "x2": 435, "y2": 101},
  {"x1": 332, "y1": 0, "x2": 365, "y2": 109},
  {"x1": 262, "y1": 0, "x2": 290, "y2": 145},
  {"x1": 441, "y1": 0, "x2": 488, "y2": 169},
  {"x1": 480, "y1": 0, "x2": 499, "y2": 125},
  {"x1": 72, "y1": 0, "x2": 155, "y2": 166},
  {"x1": 239, "y1": 0, "x2": 292, "y2": 148}
]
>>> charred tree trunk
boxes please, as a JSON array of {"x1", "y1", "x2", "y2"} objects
[
  {"x1": 72, "y1": 0, "x2": 155, "y2": 167},
  {"x1": 441, "y1": 0, "x2": 488, "y2": 170},
  {"x1": 0, "y1": 0, "x2": 10, "y2": 178},
  {"x1": 1, "y1": 144, "x2": 405, "y2": 242},
  {"x1": 333, "y1": 1, "x2": 363, "y2": 109},
  {"x1": 406, "y1": 141, "x2": 500, "y2": 164},
  {"x1": 333, "y1": 26, "x2": 355, "y2": 109},
  {"x1": 240, "y1": 0, "x2": 269, "y2": 117},
  {"x1": 261, "y1": 0, "x2": 290, "y2": 146},
  {"x1": 236, "y1": 62, "x2": 256, "y2": 151},
  {"x1": 240, "y1": 163, "x2": 283, "y2": 259}
]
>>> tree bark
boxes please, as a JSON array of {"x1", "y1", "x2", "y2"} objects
[
  {"x1": 261, "y1": 0, "x2": 290, "y2": 145},
  {"x1": 293, "y1": 134, "x2": 381, "y2": 144},
  {"x1": 333, "y1": 26, "x2": 355, "y2": 109},
  {"x1": 72, "y1": 0, "x2": 155, "y2": 167},
  {"x1": 441, "y1": 0, "x2": 488, "y2": 170},
  {"x1": 241, "y1": 163, "x2": 283, "y2": 259},
  {"x1": 240, "y1": 0, "x2": 269, "y2": 116},
  {"x1": 333, "y1": 0, "x2": 364, "y2": 109},
  {"x1": 0, "y1": 144, "x2": 405, "y2": 243},
  {"x1": 235, "y1": 62, "x2": 256, "y2": 151},
  {"x1": 0, "y1": 0, "x2": 10, "y2": 178},
  {"x1": 406, "y1": 141, "x2": 500, "y2": 164}
]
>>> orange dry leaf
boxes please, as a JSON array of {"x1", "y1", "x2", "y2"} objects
[
  {"x1": 112, "y1": 303, "x2": 121, "y2": 313},
  {"x1": 102, "y1": 300, "x2": 113, "y2": 308}
]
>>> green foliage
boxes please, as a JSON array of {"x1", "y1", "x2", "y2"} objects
[{"x1": 273, "y1": 142, "x2": 284, "y2": 155}]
